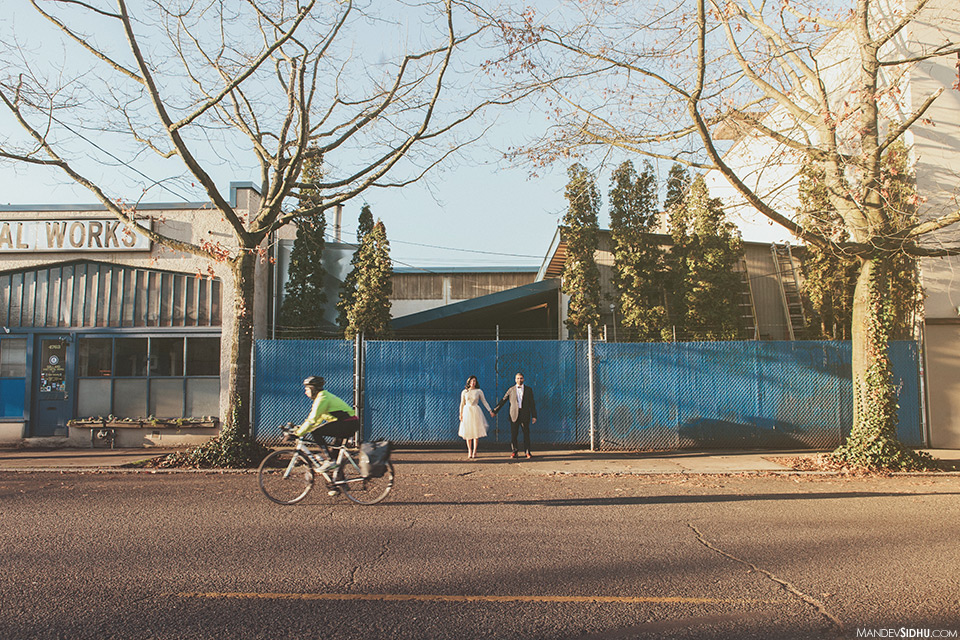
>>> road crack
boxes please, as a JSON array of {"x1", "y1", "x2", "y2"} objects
[
  {"x1": 688, "y1": 523, "x2": 844, "y2": 635},
  {"x1": 347, "y1": 564, "x2": 361, "y2": 589}
]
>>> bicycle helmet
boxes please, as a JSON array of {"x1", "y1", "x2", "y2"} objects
[{"x1": 302, "y1": 376, "x2": 325, "y2": 388}]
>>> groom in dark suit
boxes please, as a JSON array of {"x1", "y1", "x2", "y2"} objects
[{"x1": 493, "y1": 372, "x2": 537, "y2": 459}]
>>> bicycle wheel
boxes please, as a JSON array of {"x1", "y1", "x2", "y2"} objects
[
  {"x1": 339, "y1": 457, "x2": 394, "y2": 505},
  {"x1": 258, "y1": 449, "x2": 315, "y2": 505}
]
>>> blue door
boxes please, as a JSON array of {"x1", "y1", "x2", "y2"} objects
[{"x1": 33, "y1": 336, "x2": 73, "y2": 437}]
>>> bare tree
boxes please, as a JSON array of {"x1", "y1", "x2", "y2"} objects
[
  {"x1": 0, "y1": 0, "x2": 502, "y2": 462},
  {"x1": 488, "y1": 0, "x2": 960, "y2": 468}
]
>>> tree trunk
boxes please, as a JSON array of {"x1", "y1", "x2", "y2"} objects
[
  {"x1": 849, "y1": 256, "x2": 875, "y2": 427},
  {"x1": 224, "y1": 249, "x2": 257, "y2": 440},
  {"x1": 837, "y1": 257, "x2": 929, "y2": 469}
]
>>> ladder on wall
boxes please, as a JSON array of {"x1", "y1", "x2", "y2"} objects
[
  {"x1": 771, "y1": 243, "x2": 807, "y2": 340},
  {"x1": 738, "y1": 257, "x2": 760, "y2": 340}
]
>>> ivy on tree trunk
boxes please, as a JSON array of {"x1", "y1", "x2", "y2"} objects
[{"x1": 832, "y1": 258, "x2": 930, "y2": 471}]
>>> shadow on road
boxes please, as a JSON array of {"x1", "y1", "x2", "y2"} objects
[{"x1": 388, "y1": 491, "x2": 960, "y2": 508}]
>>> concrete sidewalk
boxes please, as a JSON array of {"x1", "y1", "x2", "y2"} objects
[{"x1": 1, "y1": 445, "x2": 958, "y2": 475}]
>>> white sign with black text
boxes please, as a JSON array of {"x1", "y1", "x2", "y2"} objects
[{"x1": 0, "y1": 219, "x2": 151, "y2": 252}]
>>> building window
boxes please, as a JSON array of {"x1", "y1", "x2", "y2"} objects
[
  {"x1": 78, "y1": 338, "x2": 112, "y2": 377},
  {"x1": 0, "y1": 338, "x2": 27, "y2": 418},
  {"x1": 186, "y1": 337, "x2": 220, "y2": 376},
  {"x1": 75, "y1": 335, "x2": 220, "y2": 419},
  {"x1": 115, "y1": 338, "x2": 148, "y2": 376},
  {"x1": 151, "y1": 337, "x2": 184, "y2": 376}
]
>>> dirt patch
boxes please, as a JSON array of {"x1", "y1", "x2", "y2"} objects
[{"x1": 768, "y1": 453, "x2": 958, "y2": 474}]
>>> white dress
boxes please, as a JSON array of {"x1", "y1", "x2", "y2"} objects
[{"x1": 458, "y1": 388, "x2": 492, "y2": 439}]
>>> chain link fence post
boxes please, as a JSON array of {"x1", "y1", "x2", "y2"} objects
[
  {"x1": 354, "y1": 332, "x2": 363, "y2": 443},
  {"x1": 588, "y1": 324, "x2": 596, "y2": 451}
]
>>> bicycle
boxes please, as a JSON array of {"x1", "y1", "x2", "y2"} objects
[{"x1": 257, "y1": 425, "x2": 394, "y2": 506}]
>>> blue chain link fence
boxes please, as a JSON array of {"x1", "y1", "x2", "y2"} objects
[
  {"x1": 253, "y1": 338, "x2": 924, "y2": 449},
  {"x1": 362, "y1": 340, "x2": 583, "y2": 445},
  {"x1": 253, "y1": 339, "x2": 355, "y2": 445}
]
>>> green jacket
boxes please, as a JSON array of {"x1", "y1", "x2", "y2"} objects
[{"x1": 295, "y1": 390, "x2": 356, "y2": 437}]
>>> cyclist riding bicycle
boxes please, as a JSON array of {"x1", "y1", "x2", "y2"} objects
[{"x1": 284, "y1": 376, "x2": 359, "y2": 473}]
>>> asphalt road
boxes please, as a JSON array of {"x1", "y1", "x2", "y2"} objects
[{"x1": 2, "y1": 470, "x2": 958, "y2": 640}]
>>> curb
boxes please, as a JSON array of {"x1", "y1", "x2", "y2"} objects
[{"x1": 3, "y1": 466, "x2": 959, "y2": 477}]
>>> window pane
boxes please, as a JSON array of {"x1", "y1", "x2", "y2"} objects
[
  {"x1": 160, "y1": 274, "x2": 172, "y2": 327},
  {"x1": 115, "y1": 338, "x2": 147, "y2": 376},
  {"x1": 0, "y1": 379, "x2": 26, "y2": 417},
  {"x1": 150, "y1": 379, "x2": 184, "y2": 417},
  {"x1": 0, "y1": 338, "x2": 27, "y2": 377},
  {"x1": 22, "y1": 273, "x2": 35, "y2": 327},
  {"x1": 150, "y1": 337, "x2": 184, "y2": 376},
  {"x1": 186, "y1": 337, "x2": 220, "y2": 376},
  {"x1": 78, "y1": 379, "x2": 112, "y2": 417},
  {"x1": 0, "y1": 274, "x2": 9, "y2": 326},
  {"x1": 185, "y1": 277, "x2": 197, "y2": 326},
  {"x1": 186, "y1": 378, "x2": 220, "y2": 417},
  {"x1": 172, "y1": 276, "x2": 184, "y2": 326},
  {"x1": 210, "y1": 280, "x2": 221, "y2": 325},
  {"x1": 78, "y1": 338, "x2": 113, "y2": 377},
  {"x1": 113, "y1": 379, "x2": 147, "y2": 418},
  {"x1": 35, "y1": 269, "x2": 49, "y2": 326},
  {"x1": 198, "y1": 279, "x2": 209, "y2": 325}
]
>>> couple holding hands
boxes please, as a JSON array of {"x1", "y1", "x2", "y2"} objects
[{"x1": 458, "y1": 372, "x2": 537, "y2": 460}]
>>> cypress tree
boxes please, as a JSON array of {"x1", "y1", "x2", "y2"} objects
[
  {"x1": 278, "y1": 153, "x2": 327, "y2": 338},
  {"x1": 561, "y1": 163, "x2": 603, "y2": 339},
  {"x1": 878, "y1": 140, "x2": 922, "y2": 339},
  {"x1": 798, "y1": 141, "x2": 920, "y2": 340},
  {"x1": 682, "y1": 175, "x2": 745, "y2": 340},
  {"x1": 797, "y1": 160, "x2": 857, "y2": 339},
  {"x1": 344, "y1": 219, "x2": 393, "y2": 339},
  {"x1": 609, "y1": 160, "x2": 667, "y2": 341},
  {"x1": 336, "y1": 205, "x2": 375, "y2": 333},
  {"x1": 664, "y1": 164, "x2": 692, "y2": 338},
  {"x1": 664, "y1": 163, "x2": 691, "y2": 214}
]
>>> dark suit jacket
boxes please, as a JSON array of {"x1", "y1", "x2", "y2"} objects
[{"x1": 494, "y1": 385, "x2": 537, "y2": 423}]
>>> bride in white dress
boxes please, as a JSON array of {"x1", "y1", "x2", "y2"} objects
[{"x1": 458, "y1": 375, "x2": 494, "y2": 459}]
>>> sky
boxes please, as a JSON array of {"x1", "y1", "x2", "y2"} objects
[
  {"x1": 0, "y1": 1, "x2": 791, "y2": 275},
  {"x1": 0, "y1": 131, "x2": 570, "y2": 271},
  {"x1": 0, "y1": 1, "x2": 577, "y2": 272}
]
